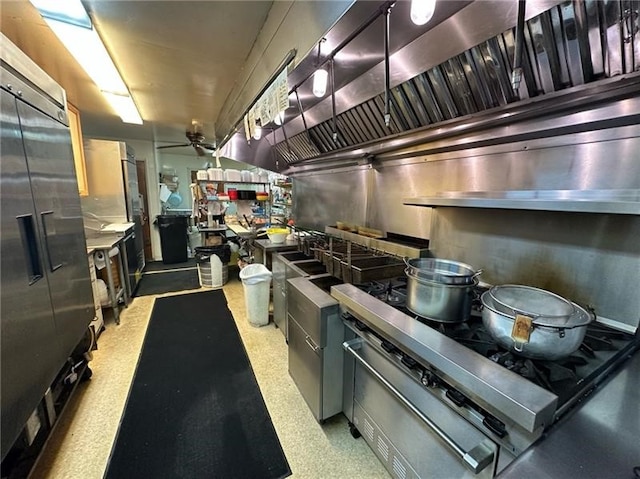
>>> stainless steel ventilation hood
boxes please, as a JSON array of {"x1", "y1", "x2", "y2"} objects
[{"x1": 220, "y1": 0, "x2": 639, "y2": 171}]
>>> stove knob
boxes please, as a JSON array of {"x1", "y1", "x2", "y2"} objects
[{"x1": 421, "y1": 370, "x2": 439, "y2": 388}]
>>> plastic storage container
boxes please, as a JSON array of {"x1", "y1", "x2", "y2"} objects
[
  {"x1": 157, "y1": 215, "x2": 188, "y2": 264},
  {"x1": 195, "y1": 245, "x2": 231, "y2": 288},
  {"x1": 239, "y1": 263, "x2": 273, "y2": 327}
]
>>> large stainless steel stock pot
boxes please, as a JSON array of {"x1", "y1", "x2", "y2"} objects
[
  {"x1": 404, "y1": 257, "x2": 480, "y2": 322},
  {"x1": 404, "y1": 258, "x2": 482, "y2": 285},
  {"x1": 481, "y1": 285, "x2": 593, "y2": 360}
]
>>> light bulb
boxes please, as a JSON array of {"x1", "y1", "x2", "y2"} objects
[
  {"x1": 312, "y1": 68, "x2": 328, "y2": 98},
  {"x1": 253, "y1": 125, "x2": 262, "y2": 140},
  {"x1": 274, "y1": 110, "x2": 285, "y2": 126},
  {"x1": 410, "y1": 0, "x2": 436, "y2": 26}
]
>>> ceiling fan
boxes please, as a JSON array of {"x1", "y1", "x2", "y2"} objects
[{"x1": 157, "y1": 131, "x2": 216, "y2": 157}]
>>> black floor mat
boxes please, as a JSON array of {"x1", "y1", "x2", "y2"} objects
[
  {"x1": 105, "y1": 290, "x2": 291, "y2": 479},
  {"x1": 134, "y1": 269, "x2": 201, "y2": 297},
  {"x1": 144, "y1": 258, "x2": 197, "y2": 272}
]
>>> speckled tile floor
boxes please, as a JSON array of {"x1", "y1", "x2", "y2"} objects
[{"x1": 30, "y1": 269, "x2": 389, "y2": 479}]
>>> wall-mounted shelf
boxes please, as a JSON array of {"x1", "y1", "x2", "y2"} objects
[{"x1": 403, "y1": 190, "x2": 640, "y2": 215}]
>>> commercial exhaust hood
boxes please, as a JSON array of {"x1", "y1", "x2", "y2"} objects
[{"x1": 250, "y1": 0, "x2": 639, "y2": 169}]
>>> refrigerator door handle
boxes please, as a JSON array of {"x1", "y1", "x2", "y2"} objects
[
  {"x1": 17, "y1": 214, "x2": 44, "y2": 284},
  {"x1": 40, "y1": 210, "x2": 63, "y2": 272}
]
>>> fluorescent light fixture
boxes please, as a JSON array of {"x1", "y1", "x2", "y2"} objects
[
  {"x1": 30, "y1": 0, "x2": 143, "y2": 124},
  {"x1": 312, "y1": 68, "x2": 328, "y2": 98},
  {"x1": 29, "y1": 0, "x2": 91, "y2": 28},
  {"x1": 102, "y1": 92, "x2": 143, "y2": 125},
  {"x1": 253, "y1": 125, "x2": 262, "y2": 140},
  {"x1": 410, "y1": 0, "x2": 437, "y2": 26}
]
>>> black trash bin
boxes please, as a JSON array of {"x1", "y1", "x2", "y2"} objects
[{"x1": 157, "y1": 215, "x2": 188, "y2": 264}]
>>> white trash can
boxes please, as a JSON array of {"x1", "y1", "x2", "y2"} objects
[{"x1": 239, "y1": 263, "x2": 273, "y2": 327}]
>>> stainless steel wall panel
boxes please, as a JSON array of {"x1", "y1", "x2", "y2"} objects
[
  {"x1": 429, "y1": 208, "x2": 640, "y2": 332},
  {"x1": 290, "y1": 122, "x2": 639, "y2": 238},
  {"x1": 293, "y1": 168, "x2": 368, "y2": 231}
]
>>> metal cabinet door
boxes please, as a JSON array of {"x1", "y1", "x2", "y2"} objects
[
  {"x1": 16, "y1": 99, "x2": 94, "y2": 361},
  {"x1": 0, "y1": 90, "x2": 61, "y2": 459},
  {"x1": 288, "y1": 315, "x2": 323, "y2": 421},
  {"x1": 352, "y1": 339, "x2": 498, "y2": 478}
]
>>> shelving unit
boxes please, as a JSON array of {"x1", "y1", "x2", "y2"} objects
[
  {"x1": 271, "y1": 179, "x2": 292, "y2": 224},
  {"x1": 196, "y1": 180, "x2": 272, "y2": 228}
]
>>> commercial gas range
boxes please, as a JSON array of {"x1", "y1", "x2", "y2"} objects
[{"x1": 331, "y1": 279, "x2": 639, "y2": 478}]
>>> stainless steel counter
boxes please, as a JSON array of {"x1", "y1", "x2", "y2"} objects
[
  {"x1": 498, "y1": 350, "x2": 640, "y2": 478},
  {"x1": 254, "y1": 238, "x2": 299, "y2": 267},
  {"x1": 254, "y1": 238, "x2": 300, "y2": 251},
  {"x1": 85, "y1": 233, "x2": 123, "y2": 250},
  {"x1": 85, "y1": 233, "x2": 127, "y2": 324}
]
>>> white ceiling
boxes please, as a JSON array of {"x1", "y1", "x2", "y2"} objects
[{"x1": 0, "y1": 0, "x2": 353, "y2": 153}]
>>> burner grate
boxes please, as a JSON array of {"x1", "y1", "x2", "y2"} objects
[{"x1": 355, "y1": 276, "x2": 639, "y2": 405}]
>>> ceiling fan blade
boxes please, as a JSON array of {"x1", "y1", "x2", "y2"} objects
[
  {"x1": 157, "y1": 143, "x2": 191, "y2": 150},
  {"x1": 194, "y1": 145, "x2": 206, "y2": 156},
  {"x1": 200, "y1": 142, "x2": 216, "y2": 150}
]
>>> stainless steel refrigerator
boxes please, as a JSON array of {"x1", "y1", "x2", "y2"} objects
[
  {"x1": 81, "y1": 139, "x2": 145, "y2": 294},
  {"x1": 1, "y1": 34, "x2": 94, "y2": 460}
]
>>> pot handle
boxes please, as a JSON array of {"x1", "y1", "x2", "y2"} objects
[
  {"x1": 472, "y1": 269, "x2": 483, "y2": 279},
  {"x1": 511, "y1": 314, "x2": 533, "y2": 352}
]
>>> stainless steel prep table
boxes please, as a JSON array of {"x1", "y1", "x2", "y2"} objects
[
  {"x1": 498, "y1": 350, "x2": 640, "y2": 478},
  {"x1": 85, "y1": 234, "x2": 128, "y2": 324}
]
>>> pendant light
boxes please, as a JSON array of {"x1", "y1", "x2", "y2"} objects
[
  {"x1": 312, "y1": 69, "x2": 329, "y2": 98},
  {"x1": 312, "y1": 38, "x2": 328, "y2": 98},
  {"x1": 410, "y1": 0, "x2": 436, "y2": 26}
]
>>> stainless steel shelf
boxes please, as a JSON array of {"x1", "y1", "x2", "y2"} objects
[
  {"x1": 197, "y1": 180, "x2": 268, "y2": 185},
  {"x1": 403, "y1": 189, "x2": 640, "y2": 215}
]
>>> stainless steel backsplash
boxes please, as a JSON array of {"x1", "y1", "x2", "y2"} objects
[{"x1": 290, "y1": 99, "x2": 640, "y2": 331}]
